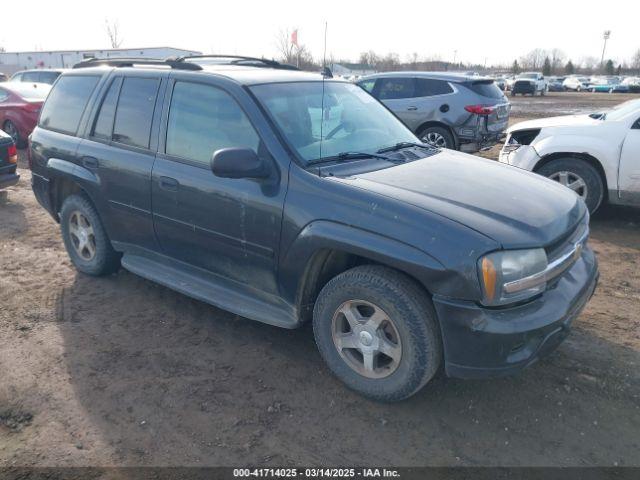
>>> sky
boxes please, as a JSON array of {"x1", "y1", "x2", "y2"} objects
[{"x1": 1, "y1": 0, "x2": 638, "y2": 67}]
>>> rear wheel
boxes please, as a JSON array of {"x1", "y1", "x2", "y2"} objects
[
  {"x1": 312, "y1": 265, "x2": 442, "y2": 402},
  {"x1": 538, "y1": 158, "x2": 604, "y2": 213},
  {"x1": 418, "y1": 125, "x2": 455, "y2": 149},
  {"x1": 60, "y1": 194, "x2": 121, "y2": 276}
]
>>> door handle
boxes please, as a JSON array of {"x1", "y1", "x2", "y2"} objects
[
  {"x1": 82, "y1": 156, "x2": 98, "y2": 169},
  {"x1": 159, "y1": 176, "x2": 179, "y2": 191},
  {"x1": 407, "y1": 106, "x2": 418, "y2": 111}
]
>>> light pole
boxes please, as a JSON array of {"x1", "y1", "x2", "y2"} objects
[{"x1": 600, "y1": 30, "x2": 611, "y2": 72}]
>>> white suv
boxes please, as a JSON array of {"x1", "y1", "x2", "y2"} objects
[{"x1": 499, "y1": 99, "x2": 640, "y2": 212}]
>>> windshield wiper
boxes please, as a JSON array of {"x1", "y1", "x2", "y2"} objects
[
  {"x1": 377, "y1": 141, "x2": 437, "y2": 154},
  {"x1": 307, "y1": 151, "x2": 402, "y2": 167}
]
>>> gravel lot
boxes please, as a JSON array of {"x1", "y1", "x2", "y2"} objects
[{"x1": 1, "y1": 92, "x2": 639, "y2": 467}]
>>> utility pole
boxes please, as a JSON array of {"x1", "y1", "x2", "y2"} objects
[{"x1": 600, "y1": 30, "x2": 611, "y2": 72}]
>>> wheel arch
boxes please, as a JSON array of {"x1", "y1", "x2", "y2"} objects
[
  {"x1": 533, "y1": 152, "x2": 609, "y2": 201},
  {"x1": 281, "y1": 221, "x2": 447, "y2": 325},
  {"x1": 414, "y1": 121, "x2": 457, "y2": 148},
  {"x1": 47, "y1": 159, "x2": 101, "y2": 222}
]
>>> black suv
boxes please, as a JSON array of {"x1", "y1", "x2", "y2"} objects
[
  {"x1": 30, "y1": 56, "x2": 598, "y2": 401},
  {"x1": 0, "y1": 129, "x2": 19, "y2": 193}
]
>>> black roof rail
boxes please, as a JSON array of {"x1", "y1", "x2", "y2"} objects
[
  {"x1": 72, "y1": 57, "x2": 203, "y2": 71},
  {"x1": 174, "y1": 54, "x2": 300, "y2": 71}
]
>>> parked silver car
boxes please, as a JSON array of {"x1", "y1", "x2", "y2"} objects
[{"x1": 357, "y1": 72, "x2": 510, "y2": 151}]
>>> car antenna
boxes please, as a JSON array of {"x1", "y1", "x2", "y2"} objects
[{"x1": 318, "y1": 21, "x2": 329, "y2": 172}]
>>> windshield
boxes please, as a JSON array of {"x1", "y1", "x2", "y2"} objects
[
  {"x1": 603, "y1": 100, "x2": 640, "y2": 122},
  {"x1": 520, "y1": 73, "x2": 538, "y2": 79},
  {"x1": 251, "y1": 81, "x2": 417, "y2": 164}
]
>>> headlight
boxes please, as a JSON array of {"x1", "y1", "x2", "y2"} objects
[{"x1": 478, "y1": 248, "x2": 548, "y2": 306}]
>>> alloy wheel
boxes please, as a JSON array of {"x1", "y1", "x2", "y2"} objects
[
  {"x1": 331, "y1": 300, "x2": 402, "y2": 379},
  {"x1": 422, "y1": 131, "x2": 447, "y2": 148},
  {"x1": 549, "y1": 171, "x2": 588, "y2": 200},
  {"x1": 68, "y1": 211, "x2": 97, "y2": 261}
]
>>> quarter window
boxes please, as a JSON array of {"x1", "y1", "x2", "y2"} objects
[
  {"x1": 22, "y1": 71, "x2": 39, "y2": 82},
  {"x1": 165, "y1": 82, "x2": 260, "y2": 165},
  {"x1": 39, "y1": 75, "x2": 100, "y2": 135},
  {"x1": 92, "y1": 78, "x2": 122, "y2": 141},
  {"x1": 112, "y1": 77, "x2": 160, "y2": 149}
]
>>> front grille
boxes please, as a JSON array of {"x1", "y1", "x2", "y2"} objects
[{"x1": 545, "y1": 218, "x2": 589, "y2": 263}]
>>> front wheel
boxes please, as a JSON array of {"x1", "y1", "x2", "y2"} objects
[
  {"x1": 538, "y1": 158, "x2": 604, "y2": 213},
  {"x1": 313, "y1": 265, "x2": 442, "y2": 402}
]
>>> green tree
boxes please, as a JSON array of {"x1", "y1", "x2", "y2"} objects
[
  {"x1": 565, "y1": 60, "x2": 575, "y2": 74},
  {"x1": 542, "y1": 57, "x2": 552, "y2": 76},
  {"x1": 616, "y1": 64, "x2": 622, "y2": 76},
  {"x1": 511, "y1": 59, "x2": 520, "y2": 74},
  {"x1": 605, "y1": 59, "x2": 614, "y2": 75}
]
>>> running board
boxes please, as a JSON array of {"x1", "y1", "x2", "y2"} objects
[{"x1": 121, "y1": 253, "x2": 299, "y2": 329}]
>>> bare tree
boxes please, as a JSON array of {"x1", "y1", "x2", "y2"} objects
[
  {"x1": 519, "y1": 48, "x2": 547, "y2": 70},
  {"x1": 633, "y1": 49, "x2": 640, "y2": 74},
  {"x1": 275, "y1": 28, "x2": 297, "y2": 65},
  {"x1": 580, "y1": 56, "x2": 599, "y2": 74},
  {"x1": 106, "y1": 19, "x2": 123, "y2": 49},
  {"x1": 550, "y1": 48, "x2": 566, "y2": 74}
]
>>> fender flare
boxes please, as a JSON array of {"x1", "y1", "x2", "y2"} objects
[
  {"x1": 278, "y1": 220, "x2": 448, "y2": 311},
  {"x1": 46, "y1": 158, "x2": 102, "y2": 216}
]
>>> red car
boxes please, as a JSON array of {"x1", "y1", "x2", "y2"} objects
[{"x1": 0, "y1": 82, "x2": 51, "y2": 147}]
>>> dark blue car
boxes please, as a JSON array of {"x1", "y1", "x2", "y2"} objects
[{"x1": 29, "y1": 56, "x2": 598, "y2": 401}]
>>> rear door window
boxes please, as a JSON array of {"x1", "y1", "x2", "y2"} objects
[
  {"x1": 415, "y1": 79, "x2": 454, "y2": 97},
  {"x1": 112, "y1": 77, "x2": 160, "y2": 149},
  {"x1": 39, "y1": 75, "x2": 100, "y2": 135},
  {"x1": 165, "y1": 81, "x2": 260, "y2": 166},
  {"x1": 377, "y1": 78, "x2": 416, "y2": 100},
  {"x1": 39, "y1": 71, "x2": 61, "y2": 84}
]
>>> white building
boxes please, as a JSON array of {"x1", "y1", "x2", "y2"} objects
[{"x1": 0, "y1": 46, "x2": 201, "y2": 75}]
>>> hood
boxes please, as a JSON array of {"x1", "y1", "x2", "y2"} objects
[
  {"x1": 336, "y1": 150, "x2": 585, "y2": 249},
  {"x1": 507, "y1": 114, "x2": 601, "y2": 132}
]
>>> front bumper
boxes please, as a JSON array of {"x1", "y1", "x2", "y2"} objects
[
  {"x1": 498, "y1": 144, "x2": 540, "y2": 170},
  {"x1": 0, "y1": 172, "x2": 20, "y2": 190},
  {"x1": 433, "y1": 246, "x2": 598, "y2": 379}
]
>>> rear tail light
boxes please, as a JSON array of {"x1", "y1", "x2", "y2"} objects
[
  {"x1": 8, "y1": 144, "x2": 18, "y2": 164},
  {"x1": 465, "y1": 104, "x2": 496, "y2": 115}
]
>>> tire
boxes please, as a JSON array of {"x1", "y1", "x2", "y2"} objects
[
  {"x1": 537, "y1": 158, "x2": 604, "y2": 213},
  {"x1": 540, "y1": 88, "x2": 546, "y2": 96},
  {"x1": 60, "y1": 194, "x2": 121, "y2": 276},
  {"x1": 3, "y1": 120, "x2": 24, "y2": 148},
  {"x1": 418, "y1": 125, "x2": 455, "y2": 149},
  {"x1": 312, "y1": 265, "x2": 442, "y2": 402}
]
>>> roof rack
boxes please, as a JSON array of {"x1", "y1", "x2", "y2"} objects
[
  {"x1": 72, "y1": 57, "x2": 203, "y2": 71},
  {"x1": 174, "y1": 55, "x2": 300, "y2": 71}
]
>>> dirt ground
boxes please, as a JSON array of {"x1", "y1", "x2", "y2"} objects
[{"x1": 1, "y1": 92, "x2": 639, "y2": 468}]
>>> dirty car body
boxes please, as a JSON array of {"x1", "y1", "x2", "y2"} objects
[{"x1": 29, "y1": 58, "x2": 598, "y2": 400}]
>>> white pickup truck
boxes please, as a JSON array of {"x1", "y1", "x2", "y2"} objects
[{"x1": 511, "y1": 72, "x2": 548, "y2": 96}]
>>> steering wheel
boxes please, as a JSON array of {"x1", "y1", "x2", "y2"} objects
[{"x1": 325, "y1": 121, "x2": 355, "y2": 140}]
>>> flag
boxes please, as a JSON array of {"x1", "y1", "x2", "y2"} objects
[{"x1": 291, "y1": 29, "x2": 298, "y2": 47}]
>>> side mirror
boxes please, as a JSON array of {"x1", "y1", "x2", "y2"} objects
[{"x1": 211, "y1": 147, "x2": 270, "y2": 179}]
